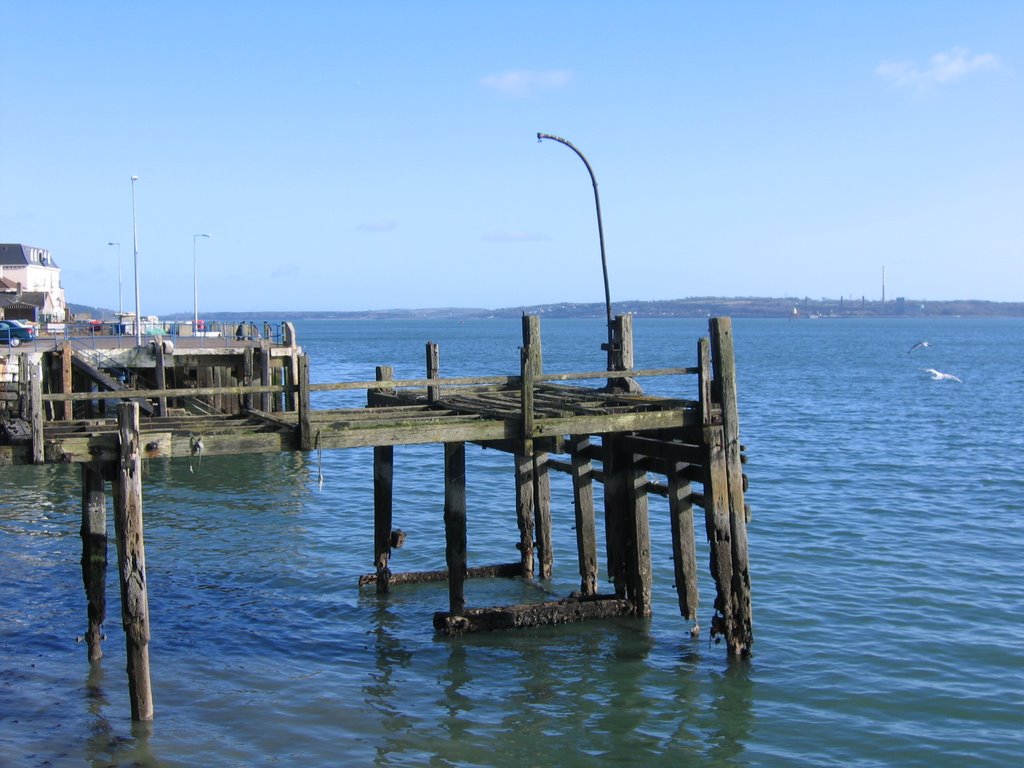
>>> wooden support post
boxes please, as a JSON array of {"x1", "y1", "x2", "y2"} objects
[
  {"x1": 373, "y1": 444, "x2": 394, "y2": 594},
  {"x1": 242, "y1": 346, "x2": 254, "y2": 411},
  {"x1": 699, "y1": 332, "x2": 736, "y2": 651},
  {"x1": 602, "y1": 437, "x2": 627, "y2": 597},
  {"x1": 603, "y1": 437, "x2": 652, "y2": 615},
  {"x1": 259, "y1": 342, "x2": 272, "y2": 413},
  {"x1": 533, "y1": 449, "x2": 553, "y2": 580},
  {"x1": 522, "y1": 315, "x2": 542, "y2": 375},
  {"x1": 153, "y1": 340, "x2": 167, "y2": 417},
  {"x1": 282, "y1": 321, "x2": 296, "y2": 348},
  {"x1": 569, "y1": 435, "x2": 598, "y2": 595},
  {"x1": 514, "y1": 450, "x2": 535, "y2": 579},
  {"x1": 113, "y1": 402, "x2": 153, "y2": 721},
  {"x1": 606, "y1": 314, "x2": 641, "y2": 393},
  {"x1": 278, "y1": 365, "x2": 288, "y2": 414},
  {"x1": 371, "y1": 365, "x2": 395, "y2": 593},
  {"x1": 297, "y1": 354, "x2": 312, "y2": 451},
  {"x1": 81, "y1": 462, "x2": 108, "y2": 662},
  {"x1": 520, "y1": 344, "x2": 535, "y2": 439},
  {"x1": 710, "y1": 317, "x2": 753, "y2": 656},
  {"x1": 444, "y1": 441, "x2": 467, "y2": 615},
  {"x1": 18, "y1": 353, "x2": 29, "y2": 419},
  {"x1": 668, "y1": 460, "x2": 699, "y2": 627},
  {"x1": 29, "y1": 360, "x2": 43, "y2": 465},
  {"x1": 426, "y1": 342, "x2": 440, "y2": 403},
  {"x1": 287, "y1": 349, "x2": 299, "y2": 412},
  {"x1": 625, "y1": 448, "x2": 652, "y2": 616},
  {"x1": 61, "y1": 342, "x2": 73, "y2": 420}
]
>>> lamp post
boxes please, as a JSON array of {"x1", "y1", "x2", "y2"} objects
[
  {"x1": 107, "y1": 241, "x2": 121, "y2": 317},
  {"x1": 536, "y1": 133, "x2": 614, "y2": 367},
  {"x1": 192, "y1": 233, "x2": 211, "y2": 334},
  {"x1": 130, "y1": 175, "x2": 141, "y2": 345}
]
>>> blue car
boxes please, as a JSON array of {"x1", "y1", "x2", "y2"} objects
[{"x1": 0, "y1": 320, "x2": 37, "y2": 347}]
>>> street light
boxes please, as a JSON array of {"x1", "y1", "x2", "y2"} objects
[
  {"x1": 192, "y1": 233, "x2": 211, "y2": 334},
  {"x1": 536, "y1": 133, "x2": 614, "y2": 367},
  {"x1": 130, "y1": 175, "x2": 141, "y2": 345},
  {"x1": 107, "y1": 241, "x2": 121, "y2": 317}
]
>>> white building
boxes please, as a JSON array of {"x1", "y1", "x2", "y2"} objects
[{"x1": 0, "y1": 243, "x2": 68, "y2": 323}]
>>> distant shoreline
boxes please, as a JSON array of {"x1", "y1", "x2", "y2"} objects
[{"x1": 69, "y1": 296, "x2": 1024, "y2": 322}]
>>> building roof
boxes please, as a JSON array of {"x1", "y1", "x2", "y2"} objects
[
  {"x1": 0, "y1": 243, "x2": 59, "y2": 268},
  {"x1": 0, "y1": 292, "x2": 47, "y2": 309},
  {"x1": 0, "y1": 276, "x2": 18, "y2": 291}
]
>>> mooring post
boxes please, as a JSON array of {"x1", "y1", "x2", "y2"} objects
[
  {"x1": 113, "y1": 402, "x2": 154, "y2": 720},
  {"x1": 81, "y1": 462, "x2": 109, "y2": 662},
  {"x1": 569, "y1": 435, "x2": 599, "y2": 595},
  {"x1": 709, "y1": 317, "x2": 753, "y2": 656},
  {"x1": 668, "y1": 460, "x2": 699, "y2": 628},
  {"x1": 444, "y1": 441, "x2": 467, "y2": 615}
]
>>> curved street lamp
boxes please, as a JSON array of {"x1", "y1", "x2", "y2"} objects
[
  {"x1": 107, "y1": 241, "x2": 121, "y2": 317},
  {"x1": 130, "y1": 176, "x2": 141, "y2": 345},
  {"x1": 192, "y1": 233, "x2": 212, "y2": 334},
  {"x1": 536, "y1": 133, "x2": 613, "y2": 365}
]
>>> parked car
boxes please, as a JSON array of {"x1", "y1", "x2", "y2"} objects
[{"x1": 0, "y1": 320, "x2": 37, "y2": 346}]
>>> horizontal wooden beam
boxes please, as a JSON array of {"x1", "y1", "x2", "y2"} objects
[
  {"x1": 433, "y1": 594, "x2": 635, "y2": 634},
  {"x1": 357, "y1": 562, "x2": 522, "y2": 587}
]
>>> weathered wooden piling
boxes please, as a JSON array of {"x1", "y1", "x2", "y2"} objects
[
  {"x1": 709, "y1": 317, "x2": 752, "y2": 655},
  {"x1": 80, "y1": 462, "x2": 108, "y2": 662},
  {"x1": 568, "y1": 435, "x2": 599, "y2": 595},
  {"x1": 667, "y1": 460, "x2": 699, "y2": 629},
  {"x1": 113, "y1": 402, "x2": 153, "y2": 720},
  {"x1": 443, "y1": 440, "x2": 467, "y2": 615},
  {"x1": 372, "y1": 365, "x2": 396, "y2": 593}
]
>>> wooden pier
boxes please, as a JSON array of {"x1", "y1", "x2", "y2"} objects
[{"x1": 1, "y1": 315, "x2": 752, "y2": 721}]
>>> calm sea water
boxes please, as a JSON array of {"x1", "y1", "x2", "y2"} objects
[{"x1": 2, "y1": 316, "x2": 1022, "y2": 767}]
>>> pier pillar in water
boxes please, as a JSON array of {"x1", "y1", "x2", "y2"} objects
[
  {"x1": 372, "y1": 366, "x2": 396, "y2": 593},
  {"x1": 80, "y1": 462, "x2": 109, "y2": 662},
  {"x1": 113, "y1": 402, "x2": 154, "y2": 720},
  {"x1": 569, "y1": 435, "x2": 599, "y2": 595},
  {"x1": 709, "y1": 317, "x2": 752, "y2": 656},
  {"x1": 444, "y1": 441, "x2": 467, "y2": 615},
  {"x1": 668, "y1": 460, "x2": 699, "y2": 629}
]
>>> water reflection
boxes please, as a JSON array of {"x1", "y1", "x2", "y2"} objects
[
  {"x1": 359, "y1": 600, "x2": 756, "y2": 767},
  {"x1": 82, "y1": 662, "x2": 162, "y2": 767}
]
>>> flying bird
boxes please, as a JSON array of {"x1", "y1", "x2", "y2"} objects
[
  {"x1": 908, "y1": 341, "x2": 932, "y2": 353},
  {"x1": 924, "y1": 368, "x2": 961, "y2": 383}
]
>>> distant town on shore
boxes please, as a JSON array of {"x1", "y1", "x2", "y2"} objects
[{"x1": 70, "y1": 295, "x2": 1024, "y2": 323}]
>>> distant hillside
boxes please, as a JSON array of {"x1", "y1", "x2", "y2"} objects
[{"x1": 71, "y1": 296, "x2": 1024, "y2": 322}]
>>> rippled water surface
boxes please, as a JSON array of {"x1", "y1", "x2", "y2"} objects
[{"x1": 2, "y1": 317, "x2": 1022, "y2": 766}]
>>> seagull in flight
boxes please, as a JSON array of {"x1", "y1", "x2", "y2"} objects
[
  {"x1": 908, "y1": 340, "x2": 932, "y2": 353},
  {"x1": 924, "y1": 368, "x2": 962, "y2": 383}
]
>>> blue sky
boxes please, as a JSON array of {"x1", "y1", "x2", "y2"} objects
[{"x1": 2, "y1": 1, "x2": 1021, "y2": 315}]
